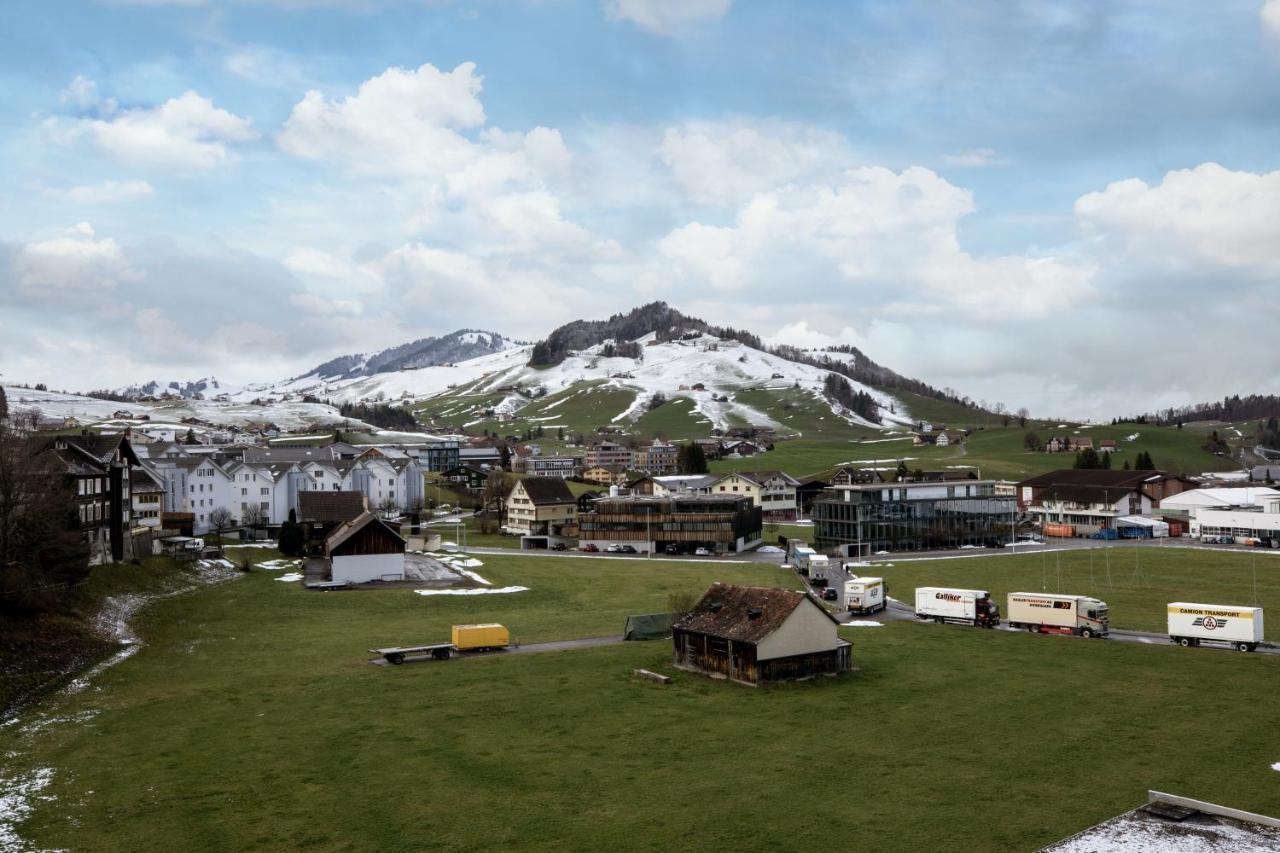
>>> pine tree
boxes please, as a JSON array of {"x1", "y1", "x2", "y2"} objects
[
  {"x1": 895, "y1": 460, "x2": 909, "y2": 481},
  {"x1": 677, "y1": 442, "x2": 708, "y2": 474},
  {"x1": 1102, "y1": 451, "x2": 1111, "y2": 469},
  {"x1": 0, "y1": 385, "x2": 7, "y2": 421}
]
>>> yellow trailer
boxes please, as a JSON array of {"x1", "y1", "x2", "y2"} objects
[{"x1": 451, "y1": 623, "x2": 510, "y2": 651}]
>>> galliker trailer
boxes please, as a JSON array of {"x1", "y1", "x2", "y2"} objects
[
  {"x1": 844, "y1": 578, "x2": 886, "y2": 615},
  {"x1": 1007, "y1": 593, "x2": 1109, "y2": 638},
  {"x1": 914, "y1": 587, "x2": 1000, "y2": 628},
  {"x1": 1167, "y1": 603, "x2": 1264, "y2": 652}
]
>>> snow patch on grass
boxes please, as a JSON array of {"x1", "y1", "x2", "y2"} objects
[
  {"x1": 274, "y1": 573, "x2": 304, "y2": 583},
  {"x1": 414, "y1": 586, "x2": 529, "y2": 597}
]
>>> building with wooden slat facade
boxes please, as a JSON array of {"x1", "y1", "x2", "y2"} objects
[
  {"x1": 574, "y1": 494, "x2": 762, "y2": 554},
  {"x1": 672, "y1": 584, "x2": 851, "y2": 686},
  {"x1": 325, "y1": 510, "x2": 406, "y2": 584}
]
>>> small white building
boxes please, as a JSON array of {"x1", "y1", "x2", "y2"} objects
[{"x1": 326, "y1": 511, "x2": 406, "y2": 584}]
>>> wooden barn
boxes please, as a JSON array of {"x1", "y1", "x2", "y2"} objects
[
  {"x1": 325, "y1": 511, "x2": 406, "y2": 584},
  {"x1": 672, "y1": 584, "x2": 851, "y2": 686}
]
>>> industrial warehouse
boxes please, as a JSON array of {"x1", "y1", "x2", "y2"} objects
[{"x1": 574, "y1": 493, "x2": 763, "y2": 554}]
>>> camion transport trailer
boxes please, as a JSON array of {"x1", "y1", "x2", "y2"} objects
[
  {"x1": 914, "y1": 587, "x2": 1000, "y2": 628},
  {"x1": 1167, "y1": 603, "x2": 1264, "y2": 652},
  {"x1": 1007, "y1": 593, "x2": 1109, "y2": 638},
  {"x1": 808, "y1": 555, "x2": 832, "y2": 586},
  {"x1": 844, "y1": 578, "x2": 886, "y2": 615}
]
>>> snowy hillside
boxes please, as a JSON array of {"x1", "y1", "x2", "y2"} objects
[
  {"x1": 291, "y1": 329, "x2": 517, "y2": 382},
  {"x1": 113, "y1": 377, "x2": 245, "y2": 400},
  {"x1": 239, "y1": 331, "x2": 911, "y2": 433},
  {"x1": 2, "y1": 386, "x2": 376, "y2": 433}
]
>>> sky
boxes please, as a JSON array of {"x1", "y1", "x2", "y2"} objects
[{"x1": 2, "y1": 0, "x2": 1279, "y2": 420}]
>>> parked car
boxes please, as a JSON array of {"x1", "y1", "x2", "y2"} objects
[
  {"x1": 617, "y1": 545, "x2": 638, "y2": 554},
  {"x1": 664, "y1": 543, "x2": 681, "y2": 555},
  {"x1": 551, "y1": 542, "x2": 568, "y2": 551},
  {"x1": 822, "y1": 587, "x2": 838, "y2": 601},
  {"x1": 581, "y1": 543, "x2": 599, "y2": 553},
  {"x1": 694, "y1": 547, "x2": 712, "y2": 556},
  {"x1": 605, "y1": 544, "x2": 623, "y2": 553}
]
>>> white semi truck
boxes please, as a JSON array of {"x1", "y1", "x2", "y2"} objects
[
  {"x1": 1006, "y1": 592, "x2": 1109, "y2": 638},
  {"x1": 1167, "y1": 602, "x2": 1264, "y2": 652},
  {"x1": 914, "y1": 587, "x2": 1000, "y2": 628},
  {"x1": 844, "y1": 577, "x2": 885, "y2": 615},
  {"x1": 808, "y1": 555, "x2": 832, "y2": 585}
]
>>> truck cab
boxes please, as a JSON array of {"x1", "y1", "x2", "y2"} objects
[{"x1": 1082, "y1": 598, "x2": 1109, "y2": 636}]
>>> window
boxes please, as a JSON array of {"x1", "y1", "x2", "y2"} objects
[
  {"x1": 190, "y1": 485, "x2": 195, "y2": 494},
  {"x1": 241, "y1": 488, "x2": 247, "y2": 495},
  {"x1": 261, "y1": 488, "x2": 269, "y2": 496},
  {"x1": 259, "y1": 502, "x2": 269, "y2": 512}
]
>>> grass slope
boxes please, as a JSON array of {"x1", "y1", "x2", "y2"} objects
[{"x1": 7, "y1": 552, "x2": 1280, "y2": 851}]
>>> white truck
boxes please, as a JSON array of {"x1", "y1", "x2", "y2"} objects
[
  {"x1": 914, "y1": 587, "x2": 1001, "y2": 628},
  {"x1": 808, "y1": 555, "x2": 832, "y2": 586},
  {"x1": 1006, "y1": 593, "x2": 1109, "y2": 638},
  {"x1": 844, "y1": 577, "x2": 885, "y2": 615},
  {"x1": 1167, "y1": 602, "x2": 1264, "y2": 652}
]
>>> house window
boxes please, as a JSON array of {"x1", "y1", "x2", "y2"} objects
[
  {"x1": 261, "y1": 488, "x2": 269, "y2": 496},
  {"x1": 241, "y1": 488, "x2": 247, "y2": 495},
  {"x1": 259, "y1": 502, "x2": 269, "y2": 512}
]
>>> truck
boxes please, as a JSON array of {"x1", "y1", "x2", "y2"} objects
[
  {"x1": 843, "y1": 577, "x2": 885, "y2": 615},
  {"x1": 1167, "y1": 603, "x2": 1264, "y2": 652},
  {"x1": 807, "y1": 555, "x2": 832, "y2": 587},
  {"x1": 371, "y1": 623, "x2": 511, "y2": 664},
  {"x1": 914, "y1": 587, "x2": 1000, "y2": 628},
  {"x1": 1006, "y1": 592, "x2": 1109, "y2": 638},
  {"x1": 792, "y1": 545, "x2": 817, "y2": 573}
]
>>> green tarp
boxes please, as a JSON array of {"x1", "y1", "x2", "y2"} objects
[{"x1": 623, "y1": 612, "x2": 678, "y2": 641}]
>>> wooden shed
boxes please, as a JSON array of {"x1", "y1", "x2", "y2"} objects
[
  {"x1": 672, "y1": 584, "x2": 851, "y2": 686},
  {"x1": 325, "y1": 511, "x2": 406, "y2": 584}
]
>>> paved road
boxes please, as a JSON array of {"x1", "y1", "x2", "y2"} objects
[{"x1": 369, "y1": 634, "x2": 626, "y2": 666}]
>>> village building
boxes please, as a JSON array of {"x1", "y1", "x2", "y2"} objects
[
  {"x1": 37, "y1": 432, "x2": 141, "y2": 564},
  {"x1": 582, "y1": 464, "x2": 629, "y2": 486},
  {"x1": 584, "y1": 441, "x2": 633, "y2": 470},
  {"x1": 440, "y1": 464, "x2": 490, "y2": 493},
  {"x1": 707, "y1": 471, "x2": 802, "y2": 520},
  {"x1": 526, "y1": 455, "x2": 582, "y2": 479},
  {"x1": 672, "y1": 584, "x2": 851, "y2": 685},
  {"x1": 813, "y1": 479, "x2": 1014, "y2": 554},
  {"x1": 504, "y1": 477, "x2": 577, "y2": 537},
  {"x1": 634, "y1": 441, "x2": 678, "y2": 475},
  {"x1": 325, "y1": 511, "x2": 406, "y2": 584},
  {"x1": 298, "y1": 490, "x2": 369, "y2": 551},
  {"x1": 575, "y1": 493, "x2": 762, "y2": 554}
]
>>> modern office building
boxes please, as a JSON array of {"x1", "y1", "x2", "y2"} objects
[
  {"x1": 813, "y1": 480, "x2": 1015, "y2": 554},
  {"x1": 575, "y1": 494, "x2": 762, "y2": 554}
]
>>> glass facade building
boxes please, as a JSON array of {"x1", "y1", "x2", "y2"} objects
[{"x1": 814, "y1": 481, "x2": 1016, "y2": 554}]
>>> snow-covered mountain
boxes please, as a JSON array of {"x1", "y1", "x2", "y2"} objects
[
  {"x1": 295, "y1": 329, "x2": 516, "y2": 382},
  {"x1": 237, "y1": 330, "x2": 912, "y2": 433},
  {"x1": 114, "y1": 377, "x2": 244, "y2": 400}
]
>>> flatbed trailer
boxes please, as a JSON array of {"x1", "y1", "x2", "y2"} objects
[{"x1": 370, "y1": 643, "x2": 457, "y2": 664}]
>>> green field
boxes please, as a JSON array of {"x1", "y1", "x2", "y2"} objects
[
  {"x1": 881, "y1": 544, "x2": 1280, "y2": 638},
  {"x1": 709, "y1": 420, "x2": 1239, "y2": 481},
  {"x1": 7, "y1": 550, "x2": 1280, "y2": 851}
]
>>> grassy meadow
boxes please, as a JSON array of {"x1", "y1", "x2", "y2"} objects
[{"x1": 6, "y1": 550, "x2": 1280, "y2": 851}]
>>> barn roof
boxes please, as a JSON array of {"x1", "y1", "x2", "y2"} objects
[
  {"x1": 1019, "y1": 468, "x2": 1168, "y2": 489},
  {"x1": 298, "y1": 490, "x2": 368, "y2": 524},
  {"x1": 325, "y1": 511, "x2": 405, "y2": 554},
  {"x1": 675, "y1": 584, "x2": 837, "y2": 644}
]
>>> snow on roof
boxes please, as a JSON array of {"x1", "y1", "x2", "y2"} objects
[
  {"x1": 1160, "y1": 487, "x2": 1280, "y2": 510},
  {"x1": 1042, "y1": 792, "x2": 1280, "y2": 853}
]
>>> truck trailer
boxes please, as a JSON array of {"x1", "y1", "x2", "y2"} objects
[
  {"x1": 808, "y1": 555, "x2": 832, "y2": 587},
  {"x1": 844, "y1": 577, "x2": 886, "y2": 615},
  {"x1": 914, "y1": 587, "x2": 1000, "y2": 628},
  {"x1": 1006, "y1": 592, "x2": 1109, "y2": 638},
  {"x1": 1167, "y1": 603, "x2": 1264, "y2": 652}
]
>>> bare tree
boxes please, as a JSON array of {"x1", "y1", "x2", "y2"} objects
[
  {"x1": 240, "y1": 504, "x2": 265, "y2": 536},
  {"x1": 377, "y1": 495, "x2": 398, "y2": 518},
  {"x1": 207, "y1": 507, "x2": 234, "y2": 544}
]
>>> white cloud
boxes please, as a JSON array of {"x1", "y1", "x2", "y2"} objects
[
  {"x1": 46, "y1": 180, "x2": 155, "y2": 204},
  {"x1": 278, "y1": 62, "x2": 487, "y2": 178},
  {"x1": 940, "y1": 147, "x2": 1008, "y2": 167},
  {"x1": 659, "y1": 121, "x2": 853, "y2": 205},
  {"x1": 11, "y1": 225, "x2": 141, "y2": 301},
  {"x1": 604, "y1": 0, "x2": 732, "y2": 36},
  {"x1": 1263, "y1": 0, "x2": 1280, "y2": 46},
  {"x1": 766, "y1": 321, "x2": 867, "y2": 351},
  {"x1": 51, "y1": 85, "x2": 257, "y2": 170},
  {"x1": 1074, "y1": 162, "x2": 1280, "y2": 275},
  {"x1": 60, "y1": 75, "x2": 115, "y2": 113}
]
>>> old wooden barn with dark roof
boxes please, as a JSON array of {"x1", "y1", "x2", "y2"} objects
[{"x1": 672, "y1": 584, "x2": 851, "y2": 685}]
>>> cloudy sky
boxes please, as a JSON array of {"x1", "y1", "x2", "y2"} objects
[{"x1": 2, "y1": 0, "x2": 1279, "y2": 419}]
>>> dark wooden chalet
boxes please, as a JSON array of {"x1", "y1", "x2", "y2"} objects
[{"x1": 672, "y1": 584, "x2": 851, "y2": 686}]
